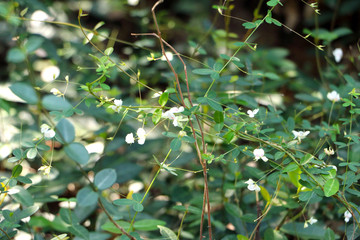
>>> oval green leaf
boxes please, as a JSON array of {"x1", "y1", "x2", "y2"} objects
[
  {"x1": 64, "y1": 142, "x2": 89, "y2": 165},
  {"x1": 56, "y1": 118, "x2": 75, "y2": 144},
  {"x1": 170, "y1": 138, "x2": 181, "y2": 151},
  {"x1": 76, "y1": 187, "x2": 98, "y2": 207},
  {"x1": 94, "y1": 168, "x2": 117, "y2": 190},
  {"x1": 42, "y1": 95, "x2": 72, "y2": 111},
  {"x1": 134, "y1": 219, "x2": 166, "y2": 231},
  {"x1": 9, "y1": 83, "x2": 38, "y2": 104},
  {"x1": 6, "y1": 48, "x2": 26, "y2": 63},
  {"x1": 324, "y1": 178, "x2": 339, "y2": 197},
  {"x1": 158, "y1": 225, "x2": 177, "y2": 240}
]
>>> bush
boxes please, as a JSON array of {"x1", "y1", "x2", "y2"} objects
[{"x1": 1, "y1": 0, "x2": 360, "y2": 239}]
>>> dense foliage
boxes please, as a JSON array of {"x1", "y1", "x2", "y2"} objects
[{"x1": 1, "y1": 0, "x2": 360, "y2": 239}]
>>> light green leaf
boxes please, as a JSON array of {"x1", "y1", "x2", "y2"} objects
[
  {"x1": 134, "y1": 219, "x2": 166, "y2": 231},
  {"x1": 214, "y1": 111, "x2": 224, "y2": 123},
  {"x1": 158, "y1": 225, "x2": 177, "y2": 240},
  {"x1": 94, "y1": 168, "x2": 117, "y2": 190},
  {"x1": 300, "y1": 153, "x2": 313, "y2": 165},
  {"x1": 9, "y1": 83, "x2": 38, "y2": 104},
  {"x1": 159, "y1": 92, "x2": 169, "y2": 107},
  {"x1": 242, "y1": 22, "x2": 257, "y2": 29},
  {"x1": 170, "y1": 138, "x2": 181, "y2": 151},
  {"x1": 104, "y1": 47, "x2": 114, "y2": 56},
  {"x1": 152, "y1": 109, "x2": 162, "y2": 125},
  {"x1": 206, "y1": 98, "x2": 223, "y2": 111},
  {"x1": 64, "y1": 142, "x2": 89, "y2": 165},
  {"x1": 24, "y1": 36, "x2": 44, "y2": 53},
  {"x1": 192, "y1": 68, "x2": 214, "y2": 75},
  {"x1": 324, "y1": 178, "x2": 339, "y2": 197},
  {"x1": 113, "y1": 198, "x2": 136, "y2": 206},
  {"x1": 26, "y1": 148, "x2": 37, "y2": 159},
  {"x1": 11, "y1": 186, "x2": 34, "y2": 207}
]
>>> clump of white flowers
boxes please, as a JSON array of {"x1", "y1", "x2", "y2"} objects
[
  {"x1": 109, "y1": 99, "x2": 123, "y2": 113},
  {"x1": 327, "y1": 90, "x2": 340, "y2": 102},
  {"x1": 253, "y1": 148, "x2": 268, "y2": 162},
  {"x1": 38, "y1": 165, "x2": 52, "y2": 176},
  {"x1": 245, "y1": 179, "x2": 260, "y2": 192},
  {"x1": 41, "y1": 124, "x2": 55, "y2": 139},
  {"x1": 163, "y1": 106, "x2": 185, "y2": 127},
  {"x1": 247, "y1": 108, "x2": 259, "y2": 118},
  {"x1": 332, "y1": 48, "x2": 343, "y2": 63},
  {"x1": 292, "y1": 130, "x2": 310, "y2": 142},
  {"x1": 324, "y1": 147, "x2": 335, "y2": 156},
  {"x1": 344, "y1": 210, "x2": 352, "y2": 223},
  {"x1": 125, "y1": 128, "x2": 146, "y2": 145}
]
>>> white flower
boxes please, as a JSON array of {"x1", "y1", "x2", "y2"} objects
[
  {"x1": 179, "y1": 131, "x2": 187, "y2": 137},
  {"x1": 308, "y1": 217, "x2": 318, "y2": 225},
  {"x1": 110, "y1": 99, "x2": 123, "y2": 113},
  {"x1": 324, "y1": 147, "x2": 335, "y2": 156},
  {"x1": 41, "y1": 66, "x2": 60, "y2": 82},
  {"x1": 253, "y1": 148, "x2": 268, "y2": 162},
  {"x1": 328, "y1": 165, "x2": 337, "y2": 171},
  {"x1": 125, "y1": 133, "x2": 135, "y2": 144},
  {"x1": 292, "y1": 130, "x2": 310, "y2": 142},
  {"x1": 333, "y1": 48, "x2": 343, "y2": 63},
  {"x1": 38, "y1": 165, "x2": 51, "y2": 176},
  {"x1": 344, "y1": 210, "x2": 352, "y2": 223},
  {"x1": 247, "y1": 108, "x2": 259, "y2": 118},
  {"x1": 21, "y1": 216, "x2": 31, "y2": 223},
  {"x1": 136, "y1": 128, "x2": 146, "y2": 145},
  {"x1": 41, "y1": 124, "x2": 55, "y2": 139},
  {"x1": 7, "y1": 188, "x2": 20, "y2": 195},
  {"x1": 50, "y1": 88, "x2": 62, "y2": 97},
  {"x1": 127, "y1": 0, "x2": 139, "y2": 6},
  {"x1": 327, "y1": 91, "x2": 340, "y2": 102},
  {"x1": 163, "y1": 106, "x2": 185, "y2": 127},
  {"x1": 152, "y1": 91, "x2": 163, "y2": 98},
  {"x1": 161, "y1": 51, "x2": 174, "y2": 61},
  {"x1": 245, "y1": 179, "x2": 260, "y2": 192}
]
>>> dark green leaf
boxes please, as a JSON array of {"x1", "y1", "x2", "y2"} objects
[
  {"x1": 6, "y1": 48, "x2": 26, "y2": 63},
  {"x1": 192, "y1": 68, "x2": 214, "y2": 75},
  {"x1": 64, "y1": 142, "x2": 89, "y2": 165},
  {"x1": 134, "y1": 219, "x2": 166, "y2": 231},
  {"x1": 12, "y1": 164, "x2": 22, "y2": 178},
  {"x1": 170, "y1": 138, "x2": 181, "y2": 151},
  {"x1": 56, "y1": 118, "x2": 75, "y2": 144},
  {"x1": 9, "y1": 83, "x2": 38, "y2": 104},
  {"x1": 76, "y1": 187, "x2": 98, "y2": 207},
  {"x1": 94, "y1": 168, "x2": 117, "y2": 190}
]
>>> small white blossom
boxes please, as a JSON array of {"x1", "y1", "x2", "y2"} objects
[
  {"x1": 125, "y1": 133, "x2": 135, "y2": 144},
  {"x1": 161, "y1": 51, "x2": 174, "y2": 61},
  {"x1": 152, "y1": 91, "x2": 163, "y2": 98},
  {"x1": 245, "y1": 179, "x2": 260, "y2": 192},
  {"x1": 247, "y1": 108, "x2": 259, "y2": 118},
  {"x1": 308, "y1": 217, "x2": 318, "y2": 225},
  {"x1": 163, "y1": 106, "x2": 185, "y2": 127},
  {"x1": 21, "y1": 216, "x2": 31, "y2": 223},
  {"x1": 344, "y1": 210, "x2": 352, "y2": 223},
  {"x1": 127, "y1": 0, "x2": 139, "y2": 6},
  {"x1": 110, "y1": 99, "x2": 123, "y2": 113},
  {"x1": 179, "y1": 131, "x2": 187, "y2": 137},
  {"x1": 50, "y1": 88, "x2": 62, "y2": 97},
  {"x1": 333, "y1": 48, "x2": 343, "y2": 63},
  {"x1": 327, "y1": 91, "x2": 340, "y2": 102},
  {"x1": 7, "y1": 188, "x2": 20, "y2": 195},
  {"x1": 41, "y1": 66, "x2": 60, "y2": 82},
  {"x1": 136, "y1": 128, "x2": 146, "y2": 145},
  {"x1": 41, "y1": 124, "x2": 55, "y2": 139},
  {"x1": 324, "y1": 147, "x2": 335, "y2": 156},
  {"x1": 38, "y1": 165, "x2": 51, "y2": 176},
  {"x1": 292, "y1": 130, "x2": 310, "y2": 142},
  {"x1": 253, "y1": 148, "x2": 268, "y2": 162}
]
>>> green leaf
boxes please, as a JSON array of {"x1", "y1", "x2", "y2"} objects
[
  {"x1": 264, "y1": 228, "x2": 287, "y2": 240},
  {"x1": 242, "y1": 22, "x2": 257, "y2": 29},
  {"x1": 24, "y1": 36, "x2": 44, "y2": 53},
  {"x1": 101, "y1": 221, "x2": 131, "y2": 233},
  {"x1": 281, "y1": 222, "x2": 326, "y2": 239},
  {"x1": 6, "y1": 47, "x2": 26, "y2": 63},
  {"x1": 323, "y1": 228, "x2": 335, "y2": 240},
  {"x1": 64, "y1": 142, "x2": 89, "y2": 165},
  {"x1": 224, "y1": 203, "x2": 242, "y2": 218},
  {"x1": 300, "y1": 153, "x2": 313, "y2": 165},
  {"x1": 113, "y1": 198, "x2": 136, "y2": 206},
  {"x1": 69, "y1": 225, "x2": 89, "y2": 240},
  {"x1": 18, "y1": 206, "x2": 39, "y2": 220},
  {"x1": 206, "y1": 98, "x2": 223, "y2": 111},
  {"x1": 42, "y1": 95, "x2": 72, "y2": 111},
  {"x1": 104, "y1": 47, "x2": 114, "y2": 55},
  {"x1": 134, "y1": 219, "x2": 166, "y2": 231},
  {"x1": 132, "y1": 202, "x2": 144, "y2": 212},
  {"x1": 26, "y1": 148, "x2": 37, "y2": 159},
  {"x1": 214, "y1": 111, "x2": 224, "y2": 123},
  {"x1": 158, "y1": 225, "x2": 177, "y2": 240},
  {"x1": 11, "y1": 186, "x2": 34, "y2": 207},
  {"x1": 59, "y1": 208, "x2": 79, "y2": 224},
  {"x1": 158, "y1": 92, "x2": 169, "y2": 107},
  {"x1": 76, "y1": 187, "x2": 98, "y2": 207},
  {"x1": 12, "y1": 164, "x2": 22, "y2": 178},
  {"x1": 192, "y1": 68, "x2": 214, "y2": 75},
  {"x1": 324, "y1": 178, "x2": 339, "y2": 197},
  {"x1": 56, "y1": 119, "x2": 75, "y2": 144},
  {"x1": 267, "y1": 0, "x2": 279, "y2": 7},
  {"x1": 152, "y1": 109, "x2": 162, "y2": 125},
  {"x1": 170, "y1": 138, "x2": 181, "y2": 151},
  {"x1": 9, "y1": 83, "x2": 38, "y2": 104},
  {"x1": 94, "y1": 168, "x2": 117, "y2": 190},
  {"x1": 20, "y1": 7, "x2": 28, "y2": 17}
]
